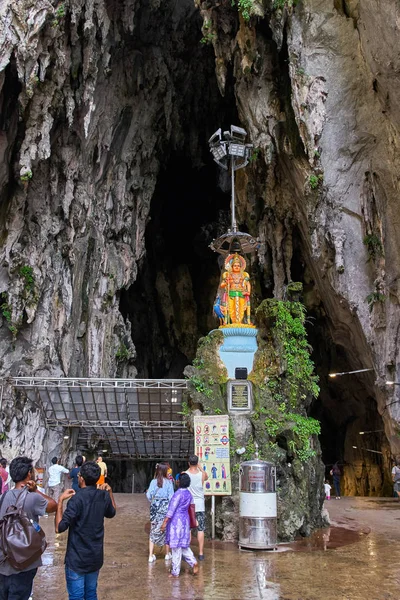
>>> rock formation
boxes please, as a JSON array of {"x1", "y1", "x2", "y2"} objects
[{"x1": 0, "y1": 0, "x2": 398, "y2": 536}]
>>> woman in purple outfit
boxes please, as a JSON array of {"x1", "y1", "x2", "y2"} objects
[{"x1": 161, "y1": 473, "x2": 198, "y2": 578}]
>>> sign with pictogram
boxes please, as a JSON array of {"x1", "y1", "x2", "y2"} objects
[{"x1": 193, "y1": 414, "x2": 231, "y2": 496}]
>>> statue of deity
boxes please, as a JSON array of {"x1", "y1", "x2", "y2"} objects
[{"x1": 216, "y1": 253, "x2": 252, "y2": 326}]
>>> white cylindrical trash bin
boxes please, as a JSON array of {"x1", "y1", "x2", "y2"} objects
[{"x1": 239, "y1": 459, "x2": 277, "y2": 550}]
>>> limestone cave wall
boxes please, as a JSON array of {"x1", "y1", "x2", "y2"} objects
[{"x1": 0, "y1": 0, "x2": 399, "y2": 514}]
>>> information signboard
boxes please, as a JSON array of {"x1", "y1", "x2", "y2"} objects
[
  {"x1": 228, "y1": 381, "x2": 252, "y2": 412},
  {"x1": 193, "y1": 414, "x2": 231, "y2": 496}
]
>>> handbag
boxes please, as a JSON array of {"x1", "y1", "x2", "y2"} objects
[{"x1": 188, "y1": 503, "x2": 197, "y2": 529}]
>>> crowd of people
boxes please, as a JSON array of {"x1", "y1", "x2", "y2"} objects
[
  {"x1": 0, "y1": 452, "x2": 207, "y2": 599},
  {"x1": 324, "y1": 459, "x2": 400, "y2": 500},
  {"x1": 0, "y1": 453, "x2": 114, "y2": 600}
]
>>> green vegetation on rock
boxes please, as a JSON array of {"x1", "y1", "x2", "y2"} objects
[
  {"x1": 52, "y1": 3, "x2": 66, "y2": 26},
  {"x1": 366, "y1": 290, "x2": 386, "y2": 311},
  {"x1": 20, "y1": 171, "x2": 32, "y2": 183},
  {"x1": 116, "y1": 343, "x2": 132, "y2": 361},
  {"x1": 231, "y1": 0, "x2": 254, "y2": 22},
  {"x1": 19, "y1": 266, "x2": 35, "y2": 293},
  {"x1": 308, "y1": 174, "x2": 323, "y2": 189},
  {"x1": 252, "y1": 297, "x2": 320, "y2": 406},
  {"x1": 363, "y1": 233, "x2": 384, "y2": 261},
  {"x1": 200, "y1": 20, "x2": 215, "y2": 44},
  {"x1": 0, "y1": 293, "x2": 18, "y2": 338},
  {"x1": 184, "y1": 330, "x2": 228, "y2": 414},
  {"x1": 249, "y1": 148, "x2": 260, "y2": 162},
  {"x1": 273, "y1": 0, "x2": 298, "y2": 9}
]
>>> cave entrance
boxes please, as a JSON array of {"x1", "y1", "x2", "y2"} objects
[
  {"x1": 119, "y1": 151, "x2": 231, "y2": 379},
  {"x1": 11, "y1": 376, "x2": 193, "y2": 492},
  {"x1": 291, "y1": 234, "x2": 393, "y2": 496},
  {"x1": 310, "y1": 350, "x2": 392, "y2": 497}
]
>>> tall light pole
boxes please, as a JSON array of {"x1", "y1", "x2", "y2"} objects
[{"x1": 208, "y1": 125, "x2": 259, "y2": 255}]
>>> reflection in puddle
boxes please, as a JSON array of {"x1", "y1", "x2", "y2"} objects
[
  {"x1": 283, "y1": 525, "x2": 370, "y2": 552},
  {"x1": 31, "y1": 494, "x2": 400, "y2": 600}
]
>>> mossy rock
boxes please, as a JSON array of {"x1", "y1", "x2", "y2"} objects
[
  {"x1": 186, "y1": 298, "x2": 324, "y2": 542},
  {"x1": 184, "y1": 330, "x2": 228, "y2": 414}
]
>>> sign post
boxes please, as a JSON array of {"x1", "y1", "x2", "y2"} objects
[{"x1": 193, "y1": 414, "x2": 231, "y2": 539}]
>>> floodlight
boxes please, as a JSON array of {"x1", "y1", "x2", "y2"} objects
[
  {"x1": 63, "y1": 435, "x2": 69, "y2": 439},
  {"x1": 230, "y1": 125, "x2": 247, "y2": 140},
  {"x1": 211, "y1": 143, "x2": 228, "y2": 161},
  {"x1": 229, "y1": 142, "x2": 246, "y2": 157},
  {"x1": 208, "y1": 128, "x2": 222, "y2": 145},
  {"x1": 209, "y1": 124, "x2": 256, "y2": 239}
]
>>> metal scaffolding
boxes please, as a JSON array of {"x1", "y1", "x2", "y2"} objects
[{"x1": 8, "y1": 377, "x2": 193, "y2": 460}]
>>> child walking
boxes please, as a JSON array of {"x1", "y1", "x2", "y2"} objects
[
  {"x1": 161, "y1": 473, "x2": 198, "y2": 578},
  {"x1": 324, "y1": 480, "x2": 331, "y2": 500}
]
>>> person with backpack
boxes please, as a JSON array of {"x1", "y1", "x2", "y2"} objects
[
  {"x1": 392, "y1": 458, "x2": 400, "y2": 498},
  {"x1": 55, "y1": 460, "x2": 116, "y2": 600},
  {"x1": 0, "y1": 456, "x2": 57, "y2": 600}
]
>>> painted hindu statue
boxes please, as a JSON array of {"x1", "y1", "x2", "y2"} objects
[{"x1": 214, "y1": 253, "x2": 253, "y2": 327}]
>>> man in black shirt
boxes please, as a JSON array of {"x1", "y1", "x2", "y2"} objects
[{"x1": 55, "y1": 461, "x2": 116, "y2": 600}]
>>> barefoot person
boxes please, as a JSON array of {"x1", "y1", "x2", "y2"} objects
[
  {"x1": 161, "y1": 473, "x2": 198, "y2": 578},
  {"x1": 48, "y1": 456, "x2": 69, "y2": 502},
  {"x1": 146, "y1": 462, "x2": 174, "y2": 562},
  {"x1": 55, "y1": 461, "x2": 116, "y2": 600},
  {"x1": 186, "y1": 455, "x2": 208, "y2": 560},
  {"x1": 96, "y1": 456, "x2": 107, "y2": 486},
  {"x1": 392, "y1": 458, "x2": 400, "y2": 499}
]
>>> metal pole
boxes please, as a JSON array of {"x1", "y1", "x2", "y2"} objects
[
  {"x1": 131, "y1": 473, "x2": 135, "y2": 494},
  {"x1": 211, "y1": 495, "x2": 215, "y2": 539},
  {"x1": 231, "y1": 158, "x2": 237, "y2": 232}
]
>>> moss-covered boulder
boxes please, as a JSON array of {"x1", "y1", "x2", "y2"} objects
[
  {"x1": 185, "y1": 290, "x2": 327, "y2": 542},
  {"x1": 183, "y1": 329, "x2": 228, "y2": 415}
]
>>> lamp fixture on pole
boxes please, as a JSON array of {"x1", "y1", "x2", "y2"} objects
[
  {"x1": 352, "y1": 445, "x2": 383, "y2": 455},
  {"x1": 328, "y1": 368, "x2": 374, "y2": 378},
  {"x1": 209, "y1": 125, "x2": 259, "y2": 256}
]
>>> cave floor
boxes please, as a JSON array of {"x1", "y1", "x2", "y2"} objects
[{"x1": 33, "y1": 494, "x2": 400, "y2": 600}]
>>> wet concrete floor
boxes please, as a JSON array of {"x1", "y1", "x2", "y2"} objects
[{"x1": 34, "y1": 494, "x2": 400, "y2": 599}]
